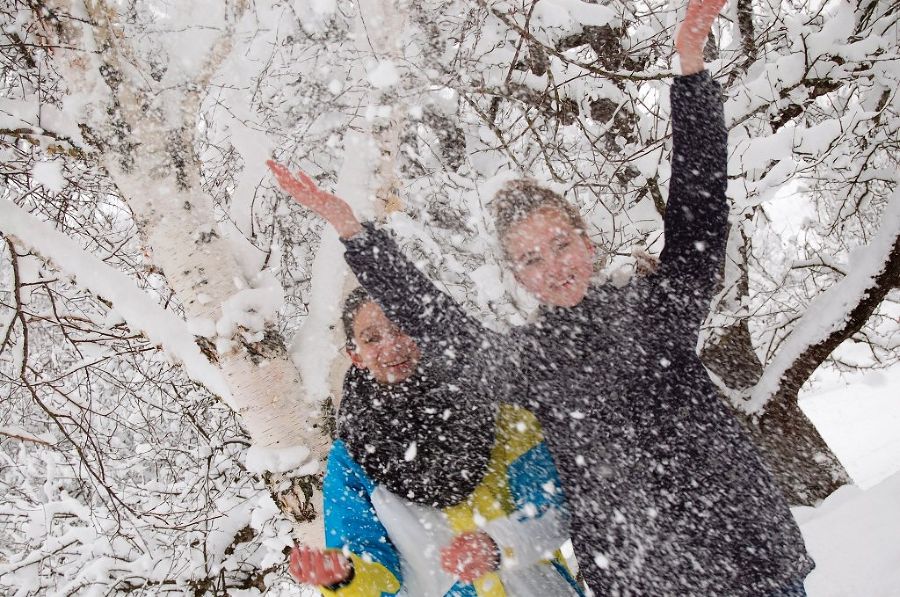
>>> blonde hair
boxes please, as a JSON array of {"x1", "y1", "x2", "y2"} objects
[{"x1": 490, "y1": 179, "x2": 586, "y2": 241}]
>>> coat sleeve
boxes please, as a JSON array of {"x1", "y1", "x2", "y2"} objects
[
  {"x1": 659, "y1": 70, "x2": 729, "y2": 311},
  {"x1": 342, "y1": 223, "x2": 514, "y2": 375},
  {"x1": 483, "y1": 443, "x2": 571, "y2": 571},
  {"x1": 321, "y1": 441, "x2": 403, "y2": 597}
]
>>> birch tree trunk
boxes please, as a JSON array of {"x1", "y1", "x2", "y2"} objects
[{"x1": 46, "y1": 0, "x2": 333, "y2": 544}]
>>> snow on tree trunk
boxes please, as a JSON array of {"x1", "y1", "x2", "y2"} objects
[
  {"x1": 744, "y1": 188, "x2": 900, "y2": 504},
  {"x1": 745, "y1": 189, "x2": 900, "y2": 414},
  {"x1": 293, "y1": 131, "x2": 379, "y2": 412},
  {"x1": 112, "y1": 171, "x2": 322, "y2": 450},
  {"x1": 702, "y1": 222, "x2": 851, "y2": 505},
  {"x1": 111, "y1": 168, "x2": 330, "y2": 527},
  {"x1": 45, "y1": 0, "x2": 332, "y2": 544}
]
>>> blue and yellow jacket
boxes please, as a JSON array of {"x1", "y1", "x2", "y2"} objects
[{"x1": 320, "y1": 404, "x2": 583, "y2": 597}]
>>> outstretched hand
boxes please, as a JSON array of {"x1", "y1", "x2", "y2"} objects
[
  {"x1": 288, "y1": 545, "x2": 353, "y2": 587},
  {"x1": 267, "y1": 160, "x2": 363, "y2": 239},
  {"x1": 675, "y1": 0, "x2": 727, "y2": 75}
]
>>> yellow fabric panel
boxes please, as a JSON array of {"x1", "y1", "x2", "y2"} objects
[
  {"x1": 492, "y1": 404, "x2": 543, "y2": 464},
  {"x1": 319, "y1": 552, "x2": 400, "y2": 597},
  {"x1": 444, "y1": 404, "x2": 542, "y2": 533},
  {"x1": 444, "y1": 500, "x2": 477, "y2": 534},
  {"x1": 473, "y1": 572, "x2": 506, "y2": 597},
  {"x1": 442, "y1": 404, "x2": 547, "y2": 596}
]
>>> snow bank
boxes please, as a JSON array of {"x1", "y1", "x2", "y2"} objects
[
  {"x1": 794, "y1": 360, "x2": 900, "y2": 595},
  {"x1": 800, "y1": 365, "x2": 900, "y2": 489},
  {"x1": 796, "y1": 472, "x2": 900, "y2": 596}
]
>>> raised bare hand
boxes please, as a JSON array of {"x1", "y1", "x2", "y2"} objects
[
  {"x1": 267, "y1": 160, "x2": 363, "y2": 239},
  {"x1": 675, "y1": 0, "x2": 728, "y2": 75}
]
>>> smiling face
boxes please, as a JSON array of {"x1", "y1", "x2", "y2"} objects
[
  {"x1": 502, "y1": 207, "x2": 595, "y2": 308},
  {"x1": 349, "y1": 301, "x2": 422, "y2": 384}
]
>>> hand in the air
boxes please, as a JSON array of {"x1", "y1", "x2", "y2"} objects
[
  {"x1": 288, "y1": 545, "x2": 353, "y2": 587},
  {"x1": 440, "y1": 531, "x2": 501, "y2": 583},
  {"x1": 267, "y1": 160, "x2": 363, "y2": 239},
  {"x1": 675, "y1": 0, "x2": 728, "y2": 75}
]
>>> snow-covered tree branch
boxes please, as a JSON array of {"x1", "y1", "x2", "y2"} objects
[{"x1": 1, "y1": 0, "x2": 898, "y2": 593}]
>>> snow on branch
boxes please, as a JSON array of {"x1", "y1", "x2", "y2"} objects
[
  {"x1": 745, "y1": 188, "x2": 900, "y2": 414},
  {"x1": 0, "y1": 199, "x2": 232, "y2": 402},
  {"x1": 0, "y1": 425, "x2": 53, "y2": 446},
  {"x1": 0, "y1": 97, "x2": 86, "y2": 147}
]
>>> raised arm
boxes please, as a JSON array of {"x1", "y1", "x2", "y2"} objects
[
  {"x1": 660, "y1": 0, "x2": 729, "y2": 304},
  {"x1": 268, "y1": 162, "x2": 363, "y2": 240},
  {"x1": 341, "y1": 222, "x2": 500, "y2": 359},
  {"x1": 268, "y1": 161, "x2": 507, "y2": 363}
]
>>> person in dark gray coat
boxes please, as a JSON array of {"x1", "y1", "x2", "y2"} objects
[{"x1": 269, "y1": 2, "x2": 814, "y2": 594}]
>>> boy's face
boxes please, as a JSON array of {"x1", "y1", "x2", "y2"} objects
[
  {"x1": 349, "y1": 301, "x2": 422, "y2": 384},
  {"x1": 503, "y1": 207, "x2": 594, "y2": 308}
]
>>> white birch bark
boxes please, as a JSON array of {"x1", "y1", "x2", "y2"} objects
[
  {"x1": 46, "y1": 0, "x2": 332, "y2": 543},
  {"x1": 31, "y1": 0, "x2": 411, "y2": 552}
]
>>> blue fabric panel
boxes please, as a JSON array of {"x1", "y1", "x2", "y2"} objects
[
  {"x1": 551, "y1": 560, "x2": 586, "y2": 596},
  {"x1": 444, "y1": 583, "x2": 479, "y2": 597},
  {"x1": 323, "y1": 440, "x2": 402, "y2": 583},
  {"x1": 507, "y1": 443, "x2": 567, "y2": 515}
]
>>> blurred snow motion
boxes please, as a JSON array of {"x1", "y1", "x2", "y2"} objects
[{"x1": 0, "y1": 0, "x2": 898, "y2": 595}]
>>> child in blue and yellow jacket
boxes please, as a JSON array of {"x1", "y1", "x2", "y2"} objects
[{"x1": 288, "y1": 288, "x2": 582, "y2": 597}]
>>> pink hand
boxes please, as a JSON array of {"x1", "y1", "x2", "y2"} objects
[
  {"x1": 440, "y1": 531, "x2": 500, "y2": 583},
  {"x1": 267, "y1": 160, "x2": 362, "y2": 239},
  {"x1": 288, "y1": 545, "x2": 352, "y2": 586}
]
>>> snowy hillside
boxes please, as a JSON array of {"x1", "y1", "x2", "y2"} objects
[
  {"x1": 797, "y1": 473, "x2": 900, "y2": 597},
  {"x1": 797, "y1": 363, "x2": 900, "y2": 597}
]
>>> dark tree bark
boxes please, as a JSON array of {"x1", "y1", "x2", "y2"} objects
[
  {"x1": 757, "y1": 227, "x2": 900, "y2": 504},
  {"x1": 702, "y1": 225, "x2": 854, "y2": 506}
]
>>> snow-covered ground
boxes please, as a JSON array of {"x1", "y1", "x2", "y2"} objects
[{"x1": 797, "y1": 363, "x2": 900, "y2": 596}]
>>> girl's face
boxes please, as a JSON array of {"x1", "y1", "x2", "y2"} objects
[
  {"x1": 349, "y1": 301, "x2": 421, "y2": 384},
  {"x1": 502, "y1": 207, "x2": 594, "y2": 308}
]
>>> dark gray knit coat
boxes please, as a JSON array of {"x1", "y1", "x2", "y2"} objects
[{"x1": 342, "y1": 71, "x2": 814, "y2": 596}]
